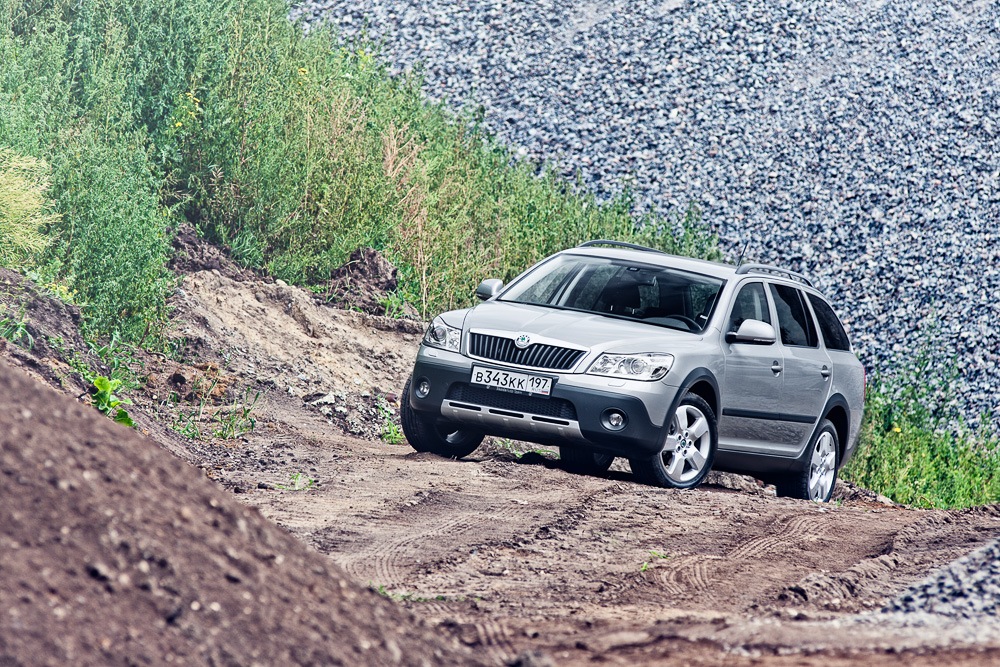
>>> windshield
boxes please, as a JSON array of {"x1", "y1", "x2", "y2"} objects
[{"x1": 499, "y1": 254, "x2": 725, "y2": 333}]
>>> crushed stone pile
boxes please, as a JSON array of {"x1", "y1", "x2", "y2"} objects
[
  {"x1": 291, "y1": 0, "x2": 1000, "y2": 426},
  {"x1": 885, "y1": 538, "x2": 1000, "y2": 620}
]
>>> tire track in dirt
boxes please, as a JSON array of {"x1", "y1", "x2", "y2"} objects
[
  {"x1": 320, "y1": 472, "x2": 604, "y2": 591},
  {"x1": 656, "y1": 554, "x2": 725, "y2": 599},
  {"x1": 727, "y1": 513, "x2": 826, "y2": 560},
  {"x1": 470, "y1": 620, "x2": 520, "y2": 665},
  {"x1": 395, "y1": 476, "x2": 641, "y2": 663}
]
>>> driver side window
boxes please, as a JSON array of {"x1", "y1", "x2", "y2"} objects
[{"x1": 728, "y1": 282, "x2": 771, "y2": 333}]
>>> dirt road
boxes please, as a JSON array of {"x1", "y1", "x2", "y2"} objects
[{"x1": 4, "y1": 258, "x2": 999, "y2": 665}]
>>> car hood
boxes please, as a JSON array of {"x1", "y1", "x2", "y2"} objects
[{"x1": 463, "y1": 301, "x2": 701, "y2": 353}]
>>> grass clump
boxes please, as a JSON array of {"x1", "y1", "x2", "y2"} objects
[
  {"x1": 0, "y1": 149, "x2": 56, "y2": 270},
  {"x1": 843, "y1": 371, "x2": 1000, "y2": 509},
  {"x1": 276, "y1": 472, "x2": 315, "y2": 492}
]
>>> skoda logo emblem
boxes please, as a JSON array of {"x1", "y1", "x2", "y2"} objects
[{"x1": 514, "y1": 334, "x2": 532, "y2": 349}]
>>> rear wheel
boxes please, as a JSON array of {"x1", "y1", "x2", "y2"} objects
[
  {"x1": 776, "y1": 419, "x2": 839, "y2": 502},
  {"x1": 400, "y1": 377, "x2": 483, "y2": 459},
  {"x1": 630, "y1": 393, "x2": 717, "y2": 489},
  {"x1": 560, "y1": 446, "x2": 615, "y2": 475}
]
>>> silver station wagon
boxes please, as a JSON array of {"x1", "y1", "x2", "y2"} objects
[{"x1": 401, "y1": 240, "x2": 865, "y2": 502}]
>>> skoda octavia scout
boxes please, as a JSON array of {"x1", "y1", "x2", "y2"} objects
[{"x1": 401, "y1": 240, "x2": 865, "y2": 502}]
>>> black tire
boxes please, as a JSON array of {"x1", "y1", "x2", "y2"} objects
[
  {"x1": 629, "y1": 393, "x2": 717, "y2": 489},
  {"x1": 560, "y1": 446, "x2": 615, "y2": 475},
  {"x1": 400, "y1": 377, "x2": 483, "y2": 459},
  {"x1": 775, "y1": 419, "x2": 839, "y2": 502}
]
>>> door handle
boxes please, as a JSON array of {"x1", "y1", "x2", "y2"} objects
[
  {"x1": 771, "y1": 361, "x2": 783, "y2": 374},
  {"x1": 820, "y1": 365, "x2": 831, "y2": 379}
]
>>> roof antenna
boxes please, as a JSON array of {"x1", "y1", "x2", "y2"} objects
[{"x1": 736, "y1": 241, "x2": 750, "y2": 269}]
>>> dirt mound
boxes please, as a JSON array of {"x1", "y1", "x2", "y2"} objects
[
  {"x1": 168, "y1": 224, "x2": 258, "y2": 282},
  {"x1": 173, "y1": 271, "x2": 423, "y2": 409},
  {"x1": 0, "y1": 268, "x2": 102, "y2": 397},
  {"x1": 326, "y1": 248, "x2": 418, "y2": 318},
  {"x1": 0, "y1": 359, "x2": 481, "y2": 666}
]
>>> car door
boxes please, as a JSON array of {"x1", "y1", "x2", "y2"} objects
[
  {"x1": 767, "y1": 283, "x2": 834, "y2": 455},
  {"x1": 719, "y1": 281, "x2": 788, "y2": 453}
]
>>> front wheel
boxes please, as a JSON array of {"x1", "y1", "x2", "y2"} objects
[
  {"x1": 776, "y1": 419, "x2": 839, "y2": 502},
  {"x1": 560, "y1": 446, "x2": 615, "y2": 475},
  {"x1": 400, "y1": 377, "x2": 483, "y2": 459},
  {"x1": 629, "y1": 393, "x2": 717, "y2": 489}
]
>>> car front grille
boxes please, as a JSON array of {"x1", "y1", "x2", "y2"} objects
[
  {"x1": 469, "y1": 333, "x2": 585, "y2": 371},
  {"x1": 445, "y1": 383, "x2": 578, "y2": 421}
]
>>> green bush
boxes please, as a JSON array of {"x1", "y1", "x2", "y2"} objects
[
  {"x1": 49, "y1": 127, "x2": 172, "y2": 341},
  {"x1": 0, "y1": 0, "x2": 173, "y2": 342}
]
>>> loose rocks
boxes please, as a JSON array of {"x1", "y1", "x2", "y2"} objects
[{"x1": 885, "y1": 538, "x2": 1000, "y2": 620}]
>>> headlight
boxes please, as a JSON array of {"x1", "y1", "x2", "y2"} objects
[
  {"x1": 587, "y1": 353, "x2": 674, "y2": 381},
  {"x1": 423, "y1": 316, "x2": 461, "y2": 353}
]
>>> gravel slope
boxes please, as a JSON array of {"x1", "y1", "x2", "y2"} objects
[
  {"x1": 886, "y1": 537, "x2": 1000, "y2": 620},
  {"x1": 291, "y1": 0, "x2": 1000, "y2": 424}
]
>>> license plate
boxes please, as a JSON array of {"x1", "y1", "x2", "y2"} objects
[{"x1": 471, "y1": 365, "x2": 552, "y2": 396}]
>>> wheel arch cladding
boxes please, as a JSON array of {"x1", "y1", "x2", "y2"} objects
[
  {"x1": 823, "y1": 398, "x2": 850, "y2": 464},
  {"x1": 683, "y1": 372, "x2": 720, "y2": 420}
]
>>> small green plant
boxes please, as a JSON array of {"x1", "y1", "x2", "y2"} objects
[
  {"x1": 377, "y1": 291, "x2": 409, "y2": 319},
  {"x1": 491, "y1": 438, "x2": 552, "y2": 460},
  {"x1": 382, "y1": 421, "x2": 405, "y2": 445},
  {"x1": 276, "y1": 472, "x2": 315, "y2": 492},
  {"x1": 91, "y1": 376, "x2": 135, "y2": 427},
  {"x1": 369, "y1": 583, "x2": 452, "y2": 603},
  {"x1": 172, "y1": 410, "x2": 203, "y2": 440},
  {"x1": 213, "y1": 390, "x2": 262, "y2": 439},
  {"x1": 377, "y1": 395, "x2": 405, "y2": 444},
  {"x1": 169, "y1": 375, "x2": 222, "y2": 441},
  {"x1": 640, "y1": 550, "x2": 671, "y2": 572},
  {"x1": 90, "y1": 334, "x2": 143, "y2": 386},
  {"x1": 0, "y1": 308, "x2": 33, "y2": 350}
]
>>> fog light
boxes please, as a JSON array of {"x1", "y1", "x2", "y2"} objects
[
  {"x1": 415, "y1": 379, "x2": 431, "y2": 399},
  {"x1": 601, "y1": 409, "x2": 627, "y2": 431}
]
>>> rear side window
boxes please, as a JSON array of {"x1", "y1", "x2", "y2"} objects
[
  {"x1": 808, "y1": 295, "x2": 851, "y2": 351},
  {"x1": 768, "y1": 284, "x2": 818, "y2": 347},
  {"x1": 728, "y1": 282, "x2": 771, "y2": 332}
]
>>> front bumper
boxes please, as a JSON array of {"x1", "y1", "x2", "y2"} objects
[{"x1": 409, "y1": 346, "x2": 675, "y2": 458}]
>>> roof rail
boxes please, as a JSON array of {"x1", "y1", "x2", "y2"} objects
[
  {"x1": 577, "y1": 239, "x2": 665, "y2": 254},
  {"x1": 735, "y1": 263, "x2": 814, "y2": 287}
]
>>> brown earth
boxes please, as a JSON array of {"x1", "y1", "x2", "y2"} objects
[
  {"x1": 2, "y1": 247, "x2": 999, "y2": 666},
  {"x1": 0, "y1": 357, "x2": 482, "y2": 666}
]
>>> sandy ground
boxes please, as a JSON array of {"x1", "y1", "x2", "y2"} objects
[{"x1": 3, "y1": 255, "x2": 999, "y2": 665}]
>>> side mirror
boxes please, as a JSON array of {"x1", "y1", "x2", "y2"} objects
[
  {"x1": 725, "y1": 319, "x2": 776, "y2": 345},
  {"x1": 475, "y1": 278, "x2": 504, "y2": 301}
]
